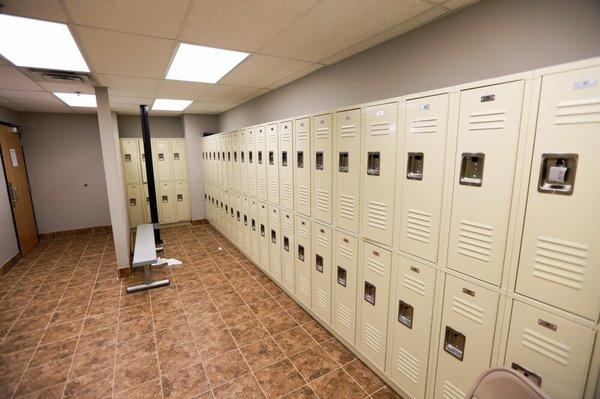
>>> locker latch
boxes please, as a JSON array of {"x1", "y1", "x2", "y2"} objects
[
  {"x1": 177, "y1": 194, "x2": 183, "y2": 202},
  {"x1": 227, "y1": 152, "x2": 231, "y2": 161},
  {"x1": 444, "y1": 326, "x2": 465, "y2": 361},
  {"x1": 406, "y1": 152, "x2": 424, "y2": 181},
  {"x1": 283, "y1": 237, "x2": 290, "y2": 252},
  {"x1": 125, "y1": 154, "x2": 132, "y2": 162},
  {"x1": 367, "y1": 152, "x2": 380, "y2": 176},
  {"x1": 258, "y1": 151, "x2": 263, "y2": 164},
  {"x1": 174, "y1": 153, "x2": 180, "y2": 160},
  {"x1": 364, "y1": 282, "x2": 376, "y2": 305},
  {"x1": 159, "y1": 153, "x2": 164, "y2": 161},
  {"x1": 271, "y1": 230, "x2": 277, "y2": 244},
  {"x1": 337, "y1": 266, "x2": 347, "y2": 287},
  {"x1": 269, "y1": 151, "x2": 274, "y2": 165},
  {"x1": 129, "y1": 198, "x2": 136, "y2": 206},
  {"x1": 244, "y1": 215, "x2": 248, "y2": 226},
  {"x1": 537, "y1": 154, "x2": 577, "y2": 195},
  {"x1": 315, "y1": 255, "x2": 323, "y2": 273},
  {"x1": 162, "y1": 195, "x2": 168, "y2": 203},
  {"x1": 297, "y1": 151, "x2": 304, "y2": 168},
  {"x1": 251, "y1": 219, "x2": 256, "y2": 231},
  {"x1": 282, "y1": 151, "x2": 288, "y2": 166},
  {"x1": 398, "y1": 300, "x2": 414, "y2": 328},
  {"x1": 339, "y1": 152, "x2": 349, "y2": 173},
  {"x1": 236, "y1": 211, "x2": 240, "y2": 221},
  {"x1": 241, "y1": 152, "x2": 245, "y2": 163},
  {"x1": 315, "y1": 152, "x2": 324, "y2": 170},
  {"x1": 459, "y1": 153, "x2": 485, "y2": 186},
  {"x1": 298, "y1": 245, "x2": 305, "y2": 261},
  {"x1": 511, "y1": 362, "x2": 542, "y2": 387},
  {"x1": 234, "y1": 151, "x2": 237, "y2": 162},
  {"x1": 249, "y1": 151, "x2": 253, "y2": 163},
  {"x1": 260, "y1": 224, "x2": 265, "y2": 237}
]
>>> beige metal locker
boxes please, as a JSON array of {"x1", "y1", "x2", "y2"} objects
[
  {"x1": 171, "y1": 139, "x2": 188, "y2": 181},
  {"x1": 281, "y1": 210, "x2": 295, "y2": 294},
  {"x1": 142, "y1": 183, "x2": 151, "y2": 223},
  {"x1": 154, "y1": 139, "x2": 174, "y2": 181},
  {"x1": 294, "y1": 117, "x2": 311, "y2": 216},
  {"x1": 233, "y1": 131, "x2": 241, "y2": 191},
  {"x1": 240, "y1": 130, "x2": 249, "y2": 195},
  {"x1": 242, "y1": 195, "x2": 251, "y2": 255},
  {"x1": 249, "y1": 198, "x2": 260, "y2": 264},
  {"x1": 312, "y1": 113, "x2": 333, "y2": 224},
  {"x1": 220, "y1": 134, "x2": 229, "y2": 192},
  {"x1": 334, "y1": 108, "x2": 362, "y2": 234},
  {"x1": 138, "y1": 139, "x2": 148, "y2": 183},
  {"x1": 447, "y1": 80, "x2": 525, "y2": 286},
  {"x1": 279, "y1": 120, "x2": 294, "y2": 210},
  {"x1": 235, "y1": 192, "x2": 243, "y2": 246},
  {"x1": 226, "y1": 133, "x2": 234, "y2": 191},
  {"x1": 126, "y1": 184, "x2": 144, "y2": 227},
  {"x1": 158, "y1": 181, "x2": 176, "y2": 224},
  {"x1": 399, "y1": 94, "x2": 449, "y2": 263},
  {"x1": 121, "y1": 139, "x2": 141, "y2": 184},
  {"x1": 258, "y1": 201, "x2": 270, "y2": 272},
  {"x1": 516, "y1": 65, "x2": 600, "y2": 320},
  {"x1": 358, "y1": 242, "x2": 392, "y2": 370},
  {"x1": 387, "y1": 256, "x2": 436, "y2": 399},
  {"x1": 295, "y1": 216, "x2": 312, "y2": 308},
  {"x1": 362, "y1": 101, "x2": 398, "y2": 246},
  {"x1": 268, "y1": 205, "x2": 282, "y2": 282},
  {"x1": 247, "y1": 127, "x2": 257, "y2": 198},
  {"x1": 332, "y1": 230, "x2": 359, "y2": 344},
  {"x1": 434, "y1": 275, "x2": 500, "y2": 399},
  {"x1": 312, "y1": 223, "x2": 333, "y2": 324},
  {"x1": 267, "y1": 123, "x2": 280, "y2": 205},
  {"x1": 504, "y1": 301, "x2": 595, "y2": 399},
  {"x1": 256, "y1": 126, "x2": 268, "y2": 202},
  {"x1": 174, "y1": 180, "x2": 190, "y2": 222}
]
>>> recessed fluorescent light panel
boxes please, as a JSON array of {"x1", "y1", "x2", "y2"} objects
[
  {"x1": 152, "y1": 99, "x2": 193, "y2": 111},
  {"x1": 166, "y1": 43, "x2": 248, "y2": 83},
  {"x1": 54, "y1": 92, "x2": 96, "y2": 107},
  {"x1": 0, "y1": 15, "x2": 89, "y2": 72}
]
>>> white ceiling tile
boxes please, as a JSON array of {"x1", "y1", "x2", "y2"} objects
[
  {"x1": 0, "y1": 66, "x2": 45, "y2": 91},
  {"x1": 0, "y1": 89, "x2": 72, "y2": 112},
  {"x1": 109, "y1": 95, "x2": 154, "y2": 108},
  {"x1": 267, "y1": 64, "x2": 325, "y2": 90},
  {"x1": 38, "y1": 81, "x2": 95, "y2": 94},
  {"x1": 0, "y1": 0, "x2": 68, "y2": 23},
  {"x1": 113, "y1": 104, "x2": 143, "y2": 115},
  {"x1": 75, "y1": 26, "x2": 174, "y2": 78},
  {"x1": 0, "y1": 102, "x2": 32, "y2": 112},
  {"x1": 185, "y1": 101, "x2": 237, "y2": 114},
  {"x1": 63, "y1": 0, "x2": 190, "y2": 39},
  {"x1": 219, "y1": 54, "x2": 317, "y2": 88},
  {"x1": 200, "y1": 85, "x2": 262, "y2": 103},
  {"x1": 441, "y1": 0, "x2": 481, "y2": 10},
  {"x1": 155, "y1": 79, "x2": 212, "y2": 100},
  {"x1": 94, "y1": 74, "x2": 159, "y2": 97},
  {"x1": 260, "y1": 0, "x2": 431, "y2": 62},
  {"x1": 179, "y1": 0, "x2": 319, "y2": 52}
]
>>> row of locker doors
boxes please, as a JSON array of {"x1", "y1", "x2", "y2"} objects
[
  {"x1": 121, "y1": 138, "x2": 188, "y2": 185},
  {"x1": 126, "y1": 180, "x2": 190, "y2": 227},
  {"x1": 205, "y1": 193, "x2": 595, "y2": 399}
]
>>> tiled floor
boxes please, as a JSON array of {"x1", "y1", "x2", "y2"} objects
[{"x1": 0, "y1": 224, "x2": 403, "y2": 399}]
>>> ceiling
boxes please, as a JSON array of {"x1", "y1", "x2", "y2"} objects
[{"x1": 0, "y1": 0, "x2": 479, "y2": 116}]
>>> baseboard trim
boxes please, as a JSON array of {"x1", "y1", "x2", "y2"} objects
[
  {"x1": 0, "y1": 252, "x2": 21, "y2": 276},
  {"x1": 39, "y1": 225, "x2": 111, "y2": 241},
  {"x1": 191, "y1": 219, "x2": 208, "y2": 225}
]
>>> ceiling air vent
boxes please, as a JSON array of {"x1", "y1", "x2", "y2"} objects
[{"x1": 22, "y1": 68, "x2": 94, "y2": 85}]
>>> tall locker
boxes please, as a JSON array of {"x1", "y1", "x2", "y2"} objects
[
  {"x1": 387, "y1": 257, "x2": 436, "y2": 399},
  {"x1": 154, "y1": 139, "x2": 173, "y2": 181},
  {"x1": 398, "y1": 94, "x2": 449, "y2": 263},
  {"x1": 516, "y1": 65, "x2": 600, "y2": 321},
  {"x1": 174, "y1": 180, "x2": 190, "y2": 221},
  {"x1": 235, "y1": 193, "x2": 243, "y2": 246},
  {"x1": 281, "y1": 210, "x2": 295, "y2": 294},
  {"x1": 247, "y1": 128, "x2": 257, "y2": 198},
  {"x1": 142, "y1": 183, "x2": 151, "y2": 223},
  {"x1": 279, "y1": 120, "x2": 294, "y2": 210},
  {"x1": 504, "y1": 301, "x2": 595, "y2": 399},
  {"x1": 312, "y1": 113, "x2": 333, "y2": 224},
  {"x1": 249, "y1": 198, "x2": 260, "y2": 264},
  {"x1": 268, "y1": 205, "x2": 282, "y2": 282},
  {"x1": 358, "y1": 242, "x2": 392, "y2": 370},
  {"x1": 171, "y1": 139, "x2": 188, "y2": 181},
  {"x1": 361, "y1": 101, "x2": 398, "y2": 246},
  {"x1": 267, "y1": 123, "x2": 280, "y2": 205},
  {"x1": 334, "y1": 108, "x2": 362, "y2": 234},
  {"x1": 295, "y1": 216, "x2": 312, "y2": 308},
  {"x1": 256, "y1": 126, "x2": 268, "y2": 202},
  {"x1": 232, "y1": 132, "x2": 241, "y2": 191},
  {"x1": 158, "y1": 181, "x2": 176, "y2": 223},
  {"x1": 121, "y1": 139, "x2": 141, "y2": 184},
  {"x1": 434, "y1": 275, "x2": 499, "y2": 399},
  {"x1": 258, "y1": 202, "x2": 270, "y2": 272},
  {"x1": 447, "y1": 80, "x2": 525, "y2": 286},
  {"x1": 226, "y1": 133, "x2": 234, "y2": 191},
  {"x1": 239, "y1": 130, "x2": 249, "y2": 195},
  {"x1": 126, "y1": 184, "x2": 144, "y2": 227},
  {"x1": 312, "y1": 223, "x2": 332, "y2": 324},
  {"x1": 294, "y1": 117, "x2": 311, "y2": 216},
  {"x1": 138, "y1": 139, "x2": 147, "y2": 183},
  {"x1": 332, "y1": 230, "x2": 359, "y2": 344},
  {"x1": 242, "y1": 195, "x2": 251, "y2": 255},
  {"x1": 220, "y1": 135, "x2": 228, "y2": 193}
]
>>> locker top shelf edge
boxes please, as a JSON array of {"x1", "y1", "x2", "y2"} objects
[
  {"x1": 402, "y1": 86, "x2": 454, "y2": 101},
  {"x1": 453, "y1": 70, "x2": 534, "y2": 92},
  {"x1": 532, "y1": 55, "x2": 600, "y2": 78}
]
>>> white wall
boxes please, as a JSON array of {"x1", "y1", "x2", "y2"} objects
[
  {"x1": 117, "y1": 115, "x2": 184, "y2": 138},
  {"x1": 0, "y1": 105, "x2": 20, "y2": 266}
]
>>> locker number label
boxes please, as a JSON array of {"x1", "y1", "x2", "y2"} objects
[{"x1": 480, "y1": 94, "x2": 495, "y2": 102}]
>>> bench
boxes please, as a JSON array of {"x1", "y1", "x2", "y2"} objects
[{"x1": 126, "y1": 223, "x2": 170, "y2": 293}]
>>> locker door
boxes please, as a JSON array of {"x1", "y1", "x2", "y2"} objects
[
  {"x1": 171, "y1": 139, "x2": 188, "y2": 181},
  {"x1": 232, "y1": 132, "x2": 241, "y2": 192},
  {"x1": 268, "y1": 205, "x2": 282, "y2": 282},
  {"x1": 121, "y1": 139, "x2": 141, "y2": 184},
  {"x1": 174, "y1": 180, "x2": 190, "y2": 221},
  {"x1": 220, "y1": 135, "x2": 228, "y2": 192},
  {"x1": 126, "y1": 184, "x2": 144, "y2": 227},
  {"x1": 249, "y1": 198, "x2": 260, "y2": 264},
  {"x1": 138, "y1": 139, "x2": 147, "y2": 183},
  {"x1": 142, "y1": 183, "x2": 151, "y2": 223},
  {"x1": 434, "y1": 275, "x2": 499, "y2": 399},
  {"x1": 240, "y1": 130, "x2": 249, "y2": 195},
  {"x1": 158, "y1": 181, "x2": 176, "y2": 223},
  {"x1": 332, "y1": 230, "x2": 359, "y2": 344},
  {"x1": 312, "y1": 113, "x2": 333, "y2": 224},
  {"x1": 504, "y1": 301, "x2": 594, "y2": 399},
  {"x1": 516, "y1": 65, "x2": 600, "y2": 320},
  {"x1": 266, "y1": 123, "x2": 280, "y2": 205},
  {"x1": 256, "y1": 126, "x2": 268, "y2": 202},
  {"x1": 358, "y1": 242, "x2": 392, "y2": 370},
  {"x1": 235, "y1": 193, "x2": 243, "y2": 246},
  {"x1": 226, "y1": 133, "x2": 234, "y2": 191},
  {"x1": 295, "y1": 216, "x2": 312, "y2": 308},
  {"x1": 154, "y1": 139, "x2": 173, "y2": 181},
  {"x1": 334, "y1": 108, "x2": 362, "y2": 234},
  {"x1": 312, "y1": 223, "x2": 332, "y2": 324},
  {"x1": 281, "y1": 210, "x2": 295, "y2": 294},
  {"x1": 247, "y1": 128, "x2": 257, "y2": 197},
  {"x1": 242, "y1": 195, "x2": 251, "y2": 255},
  {"x1": 399, "y1": 94, "x2": 449, "y2": 263},
  {"x1": 279, "y1": 120, "x2": 294, "y2": 210},
  {"x1": 362, "y1": 101, "x2": 398, "y2": 246},
  {"x1": 258, "y1": 202, "x2": 270, "y2": 272},
  {"x1": 447, "y1": 80, "x2": 525, "y2": 286},
  {"x1": 388, "y1": 257, "x2": 436, "y2": 399},
  {"x1": 294, "y1": 117, "x2": 311, "y2": 216}
]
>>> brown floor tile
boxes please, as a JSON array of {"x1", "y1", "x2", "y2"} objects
[
  {"x1": 254, "y1": 359, "x2": 305, "y2": 399},
  {"x1": 116, "y1": 332, "x2": 156, "y2": 365},
  {"x1": 40, "y1": 319, "x2": 83, "y2": 344},
  {"x1": 283, "y1": 385, "x2": 318, "y2": 398},
  {"x1": 63, "y1": 368, "x2": 113, "y2": 399},
  {"x1": 260, "y1": 310, "x2": 298, "y2": 335},
  {"x1": 49, "y1": 305, "x2": 87, "y2": 326},
  {"x1": 371, "y1": 386, "x2": 405, "y2": 399},
  {"x1": 310, "y1": 368, "x2": 367, "y2": 399},
  {"x1": 114, "y1": 353, "x2": 160, "y2": 393},
  {"x1": 15, "y1": 357, "x2": 71, "y2": 397},
  {"x1": 120, "y1": 291, "x2": 149, "y2": 309},
  {"x1": 0, "y1": 329, "x2": 44, "y2": 354},
  {"x1": 155, "y1": 324, "x2": 193, "y2": 351},
  {"x1": 0, "y1": 348, "x2": 34, "y2": 377},
  {"x1": 8, "y1": 314, "x2": 53, "y2": 336},
  {"x1": 77, "y1": 325, "x2": 117, "y2": 354},
  {"x1": 196, "y1": 329, "x2": 237, "y2": 359},
  {"x1": 161, "y1": 363, "x2": 210, "y2": 398},
  {"x1": 219, "y1": 304, "x2": 257, "y2": 328},
  {"x1": 20, "y1": 299, "x2": 59, "y2": 318},
  {"x1": 248, "y1": 298, "x2": 283, "y2": 317},
  {"x1": 213, "y1": 373, "x2": 265, "y2": 399},
  {"x1": 290, "y1": 345, "x2": 339, "y2": 382},
  {"x1": 118, "y1": 316, "x2": 153, "y2": 342},
  {"x1": 320, "y1": 338, "x2": 356, "y2": 365},
  {"x1": 302, "y1": 321, "x2": 333, "y2": 343},
  {"x1": 287, "y1": 305, "x2": 313, "y2": 324},
  {"x1": 240, "y1": 337, "x2": 286, "y2": 371},
  {"x1": 82, "y1": 310, "x2": 118, "y2": 334},
  {"x1": 239, "y1": 286, "x2": 270, "y2": 304},
  {"x1": 179, "y1": 289, "x2": 208, "y2": 306},
  {"x1": 87, "y1": 298, "x2": 119, "y2": 316},
  {"x1": 273, "y1": 326, "x2": 317, "y2": 356},
  {"x1": 30, "y1": 337, "x2": 77, "y2": 367},
  {"x1": 343, "y1": 359, "x2": 385, "y2": 394},
  {"x1": 204, "y1": 349, "x2": 250, "y2": 387},
  {"x1": 70, "y1": 345, "x2": 115, "y2": 380},
  {"x1": 188, "y1": 312, "x2": 227, "y2": 336},
  {"x1": 21, "y1": 382, "x2": 65, "y2": 399},
  {"x1": 229, "y1": 318, "x2": 269, "y2": 347},
  {"x1": 0, "y1": 371, "x2": 23, "y2": 398},
  {"x1": 151, "y1": 298, "x2": 184, "y2": 315},
  {"x1": 158, "y1": 341, "x2": 201, "y2": 375},
  {"x1": 114, "y1": 378, "x2": 162, "y2": 399},
  {"x1": 119, "y1": 304, "x2": 151, "y2": 323}
]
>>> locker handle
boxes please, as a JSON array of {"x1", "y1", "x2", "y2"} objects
[
  {"x1": 511, "y1": 362, "x2": 542, "y2": 387},
  {"x1": 338, "y1": 152, "x2": 349, "y2": 173},
  {"x1": 269, "y1": 151, "x2": 274, "y2": 165},
  {"x1": 444, "y1": 326, "x2": 465, "y2": 361},
  {"x1": 337, "y1": 266, "x2": 347, "y2": 287},
  {"x1": 298, "y1": 245, "x2": 305, "y2": 261},
  {"x1": 243, "y1": 215, "x2": 248, "y2": 226},
  {"x1": 260, "y1": 224, "x2": 265, "y2": 237},
  {"x1": 367, "y1": 152, "x2": 380, "y2": 176},
  {"x1": 315, "y1": 152, "x2": 324, "y2": 170},
  {"x1": 258, "y1": 151, "x2": 263, "y2": 164},
  {"x1": 161, "y1": 195, "x2": 168, "y2": 203},
  {"x1": 364, "y1": 282, "x2": 376, "y2": 305},
  {"x1": 406, "y1": 152, "x2": 424, "y2": 180},
  {"x1": 124, "y1": 153, "x2": 132, "y2": 162},
  {"x1": 315, "y1": 254, "x2": 323, "y2": 273},
  {"x1": 248, "y1": 151, "x2": 253, "y2": 163},
  {"x1": 297, "y1": 151, "x2": 304, "y2": 168},
  {"x1": 283, "y1": 237, "x2": 290, "y2": 252},
  {"x1": 281, "y1": 151, "x2": 288, "y2": 166},
  {"x1": 537, "y1": 153, "x2": 577, "y2": 195},
  {"x1": 459, "y1": 153, "x2": 484, "y2": 186},
  {"x1": 129, "y1": 198, "x2": 136, "y2": 206},
  {"x1": 398, "y1": 300, "x2": 413, "y2": 328},
  {"x1": 271, "y1": 230, "x2": 277, "y2": 244}
]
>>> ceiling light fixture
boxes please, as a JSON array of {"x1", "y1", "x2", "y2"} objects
[
  {"x1": 0, "y1": 14, "x2": 89, "y2": 72},
  {"x1": 166, "y1": 43, "x2": 248, "y2": 84},
  {"x1": 152, "y1": 98, "x2": 193, "y2": 111},
  {"x1": 54, "y1": 92, "x2": 96, "y2": 107}
]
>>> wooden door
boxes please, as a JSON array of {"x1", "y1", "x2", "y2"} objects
[{"x1": 0, "y1": 125, "x2": 38, "y2": 255}]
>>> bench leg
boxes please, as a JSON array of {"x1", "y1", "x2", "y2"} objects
[{"x1": 126, "y1": 264, "x2": 170, "y2": 294}]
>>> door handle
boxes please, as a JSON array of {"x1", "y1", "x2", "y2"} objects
[{"x1": 8, "y1": 183, "x2": 18, "y2": 206}]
